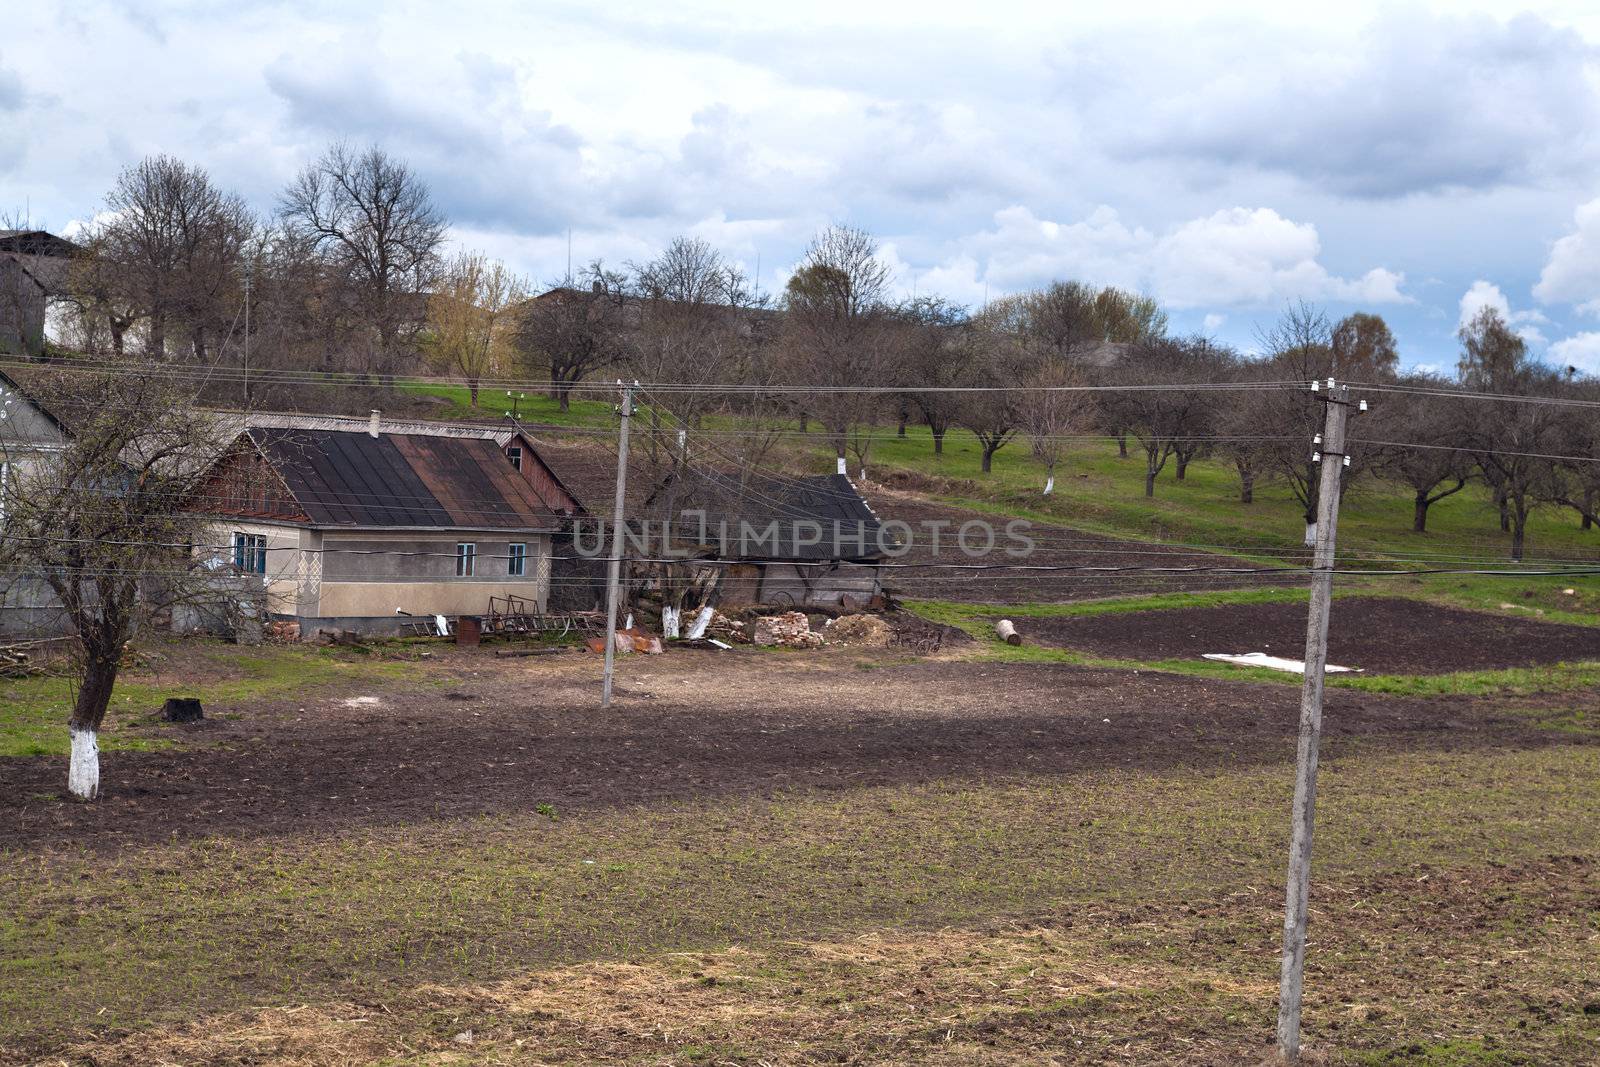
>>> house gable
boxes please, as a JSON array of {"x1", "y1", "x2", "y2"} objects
[{"x1": 192, "y1": 436, "x2": 311, "y2": 523}]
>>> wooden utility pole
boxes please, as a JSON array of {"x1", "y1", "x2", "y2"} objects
[
  {"x1": 601, "y1": 381, "x2": 635, "y2": 708},
  {"x1": 1276, "y1": 379, "x2": 1354, "y2": 1061}
]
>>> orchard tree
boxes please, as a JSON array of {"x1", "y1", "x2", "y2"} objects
[
  {"x1": 1017, "y1": 361, "x2": 1096, "y2": 494},
  {"x1": 781, "y1": 225, "x2": 894, "y2": 474},
  {"x1": 1105, "y1": 337, "x2": 1228, "y2": 497},
  {"x1": 423, "y1": 251, "x2": 527, "y2": 407},
  {"x1": 893, "y1": 296, "x2": 968, "y2": 455},
  {"x1": 1367, "y1": 372, "x2": 1473, "y2": 532},
  {"x1": 0, "y1": 371, "x2": 232, "y2": 800},
  {"x1": 1456, "y1": 307, "x2": 1562, "y2": 559},
  {"x1": 515, "y1": 261, "x2": 633, "y2": 412},
  {"x1": 954, "y1": 315, "x2": 1031, "y2": 475},
  {"x1": 629, "y1": 236, "x2": 763, "y2": 465}
]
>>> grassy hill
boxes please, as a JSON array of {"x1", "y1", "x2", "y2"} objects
[{"x1": 400, "y1": 381, "x2": 1600, "y2": 614}]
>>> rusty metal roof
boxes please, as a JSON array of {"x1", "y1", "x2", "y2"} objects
[{"x1": 247, "y1": 427, "x2": 566, "y2": 530}]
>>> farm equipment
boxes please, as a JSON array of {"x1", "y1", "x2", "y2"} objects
[{"x1": 483, "y1": 595, "x2": 603, "y2": 639}]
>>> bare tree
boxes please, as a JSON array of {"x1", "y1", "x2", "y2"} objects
[
  {"x1": 892, "y1": 296, "x2": 968, "y2": 455},
  {"x1": 1017, "y1": 362, "x2": 1095, "y2": 493},
  {"x1": 280, "y1": 143, "x2": 446, "y2": 377},
  {"x1": 515, "y1": 261, "x2": 633, "y2": 412},
  {"x1": 0, "y1": 371, "x2": 233, "y2": 799},
  {"x1": 956, "y1": 308, "x2": 1041, "y2": 474},
  {"x1": 81, "y1": 155, "x2": 254, "y2": 360},
  {"x1": 628, "y1": 237, "x2": 763, "y2": 466},
  {"x1": 1366, "y1": 372, "x2": 1473, "y2": 532},
  {"x1": 1536, "y1": 376, "x2": 1600, "y2": 531},
  {"x1": 1241, "y1": 302, "x2": 1341, "y2": 541},
  {"x1": 1456, "y1": 307, "x2": 1562, "y2": 559},
  {"x1": 1105, "y1": 337, "x2": 1228, "y2": 497},
  {"x1": 423, "y1": 251, "x2": 527, "y2": 407},
  {"x1": 995, "y1": 281, "x2": 1167, "y2": 363},
  {"x1": 781, "y1": 225, "x2": 894, "y2": 472}
]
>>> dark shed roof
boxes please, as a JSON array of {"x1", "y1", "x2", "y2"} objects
[
  {"x1": 247, "y1": 428, "x2": 564, "y2": 529},
  {"x1": 647, "y1": 469, "x2": 888, "y2": 561}
]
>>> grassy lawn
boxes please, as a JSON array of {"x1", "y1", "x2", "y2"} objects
[
  {"x1": 0, "y1": 640, "x2": 425, "y2": 758},
  {"x1": 4, "y1": 736, "x2": 1596, "y2": 1063},
  {"x1": 397, "y1": 382, "x2": 617, "y2": 426},
  {"x1": 858, "y1": 423, "x2": 1600, "y2": 566}
]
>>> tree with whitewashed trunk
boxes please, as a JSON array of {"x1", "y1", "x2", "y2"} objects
[
  {"x1": 0, "y1": 370, "x2": 230, "y2": 800},
  {"x1": 1016, "y1": 362, "x2": 1095, "y2": 494}
]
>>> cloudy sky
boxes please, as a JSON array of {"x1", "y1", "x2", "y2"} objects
[{"x1": 5, "y1": 0, "x2": 1600, "y2": 369}]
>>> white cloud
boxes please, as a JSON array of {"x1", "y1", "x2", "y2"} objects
[
  {"x1": 1101, "y1": 11, "x2": 1600, "y2": 198},
  {"x1": 1534, "y1": 197, "x2": 1600, "y2": 315},
  {"x1": 1203, "y1": 313, "x2": 1227, "y2": 332},
  {"x1": 1457, "y1": 279, "x2": 1550, "y2": 345},
  {"x1": 952, "y1": 205, "x2": 1407, "y2": 310},
  {"x1": 1550, "y1": 331, "x2": 1600, "y2": 375}
]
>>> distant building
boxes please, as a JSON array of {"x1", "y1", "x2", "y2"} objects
[
  {"x1": 0, "y1": 230, "x2": 78, "y2": 358},
  {"x1": 0, "y1": 369, "x2": 74, "y2": 634},
  {"x1": 191, "y1": 413, "x2": 582, "y2": 639}
]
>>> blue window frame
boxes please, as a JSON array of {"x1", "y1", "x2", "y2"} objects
[
  {"x1": 231, "y1": 532, "x2": 267, "y2": 575},
  {"x1": 507, "y1": 542, "x2": 526, "y2": 576}
]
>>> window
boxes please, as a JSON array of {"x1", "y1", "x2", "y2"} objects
[
  {"x1": 506, "y1": 445, "x2": 523, "y2": 471},
  {"x1": 456, "y1": 542, "x2": 477, "y2": 577},
  {"x1": 507, "y1": 542, "x2": 526, "y2": 577},
  {"x1": 231, "y1": 531, "x2": 267, "y2": 575}
]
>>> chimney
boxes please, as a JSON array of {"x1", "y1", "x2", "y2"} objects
[
  {"x1": 368, "y1": 409, "x2": 381, "y2": 438},
  {"x1": 836, "y1": 456, "x2": 847, "y2": 475}
]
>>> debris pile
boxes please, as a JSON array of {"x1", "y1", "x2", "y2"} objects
[
  {"x1": 584, "y1": 627, "x2": 664, "y2": 655},
  {"x1": 823, "y1": 613, "x2": 893, "y2": 646},
  {"x1": 750, "y1": 611, "x2": 823, "y2": 648},
  {"x1": 704, "y1": 611, "x2": 751, "y2": 644}
]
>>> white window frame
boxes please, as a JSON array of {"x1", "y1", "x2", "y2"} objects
[
  {"x1": 507, "y1": 542, "x2": 526, "y2": 577},
  {"x1": 456, "y1": 542, "x2": 477, "y2": 577},
  {"x1": 506, "y1": 445, "x2": 523, "y2": 470}
]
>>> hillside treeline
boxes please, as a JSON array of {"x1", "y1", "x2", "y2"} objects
[{"x1": 23, "y1": 148, "x2": 1600, "y2": 560}]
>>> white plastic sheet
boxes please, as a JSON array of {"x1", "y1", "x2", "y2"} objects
[{"x1": 1202, "y1": 652, "x2": 1362, "y2": 674}]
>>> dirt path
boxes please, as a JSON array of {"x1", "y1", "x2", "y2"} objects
[
  {"x1": 0, "y1": 648, "x2": 1570, "y2": 852},
  {"x1": 1014, "y1": 596, "x2": 1600, "y2": 673}
]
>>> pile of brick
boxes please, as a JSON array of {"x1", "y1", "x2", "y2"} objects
[{"x1": 750, "y1": 611, "x2": 823, "y2": 648}]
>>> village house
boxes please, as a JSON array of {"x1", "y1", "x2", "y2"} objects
[
  {"x1": 0, "y1": 230, "x2": 78, "y2": 358},
  {"x1": 0, "y1": 370, "x2": 74, "y2": 634},
  {"x1": 192, "y1": 412, "x2": 583, "y2": 639}
]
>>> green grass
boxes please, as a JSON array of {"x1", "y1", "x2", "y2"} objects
[
  {"x1": 396, "y1": 382, "x2": 616, "y2": 426},
  {"x1": 0, "y1": 640, "x2": 424, "y2": 757},
  {"x1": 905, "y1": 585, "x2": 1318, "y2": 624},
  {"x1": 3, "y1": 742, "x2": 1596, "y2": 1058},
  {"x1": 862, "y1": 424, "x2": 1600, "y2": 566}
]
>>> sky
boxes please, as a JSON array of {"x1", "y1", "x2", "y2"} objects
[{"x1": 3, "y1": 0, "x2": 1600, "y2": 370}]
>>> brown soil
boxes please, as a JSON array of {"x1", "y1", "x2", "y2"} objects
[
  {"x1": 864, "y1": 487, "x2": 1301, "y2": 603},
  {"x1": 0, "y1": 647, "x2": 1569, "y2": 852},
  {"x1": 1015, "y1": 595, "x2": 1600, "y2": 673}
]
